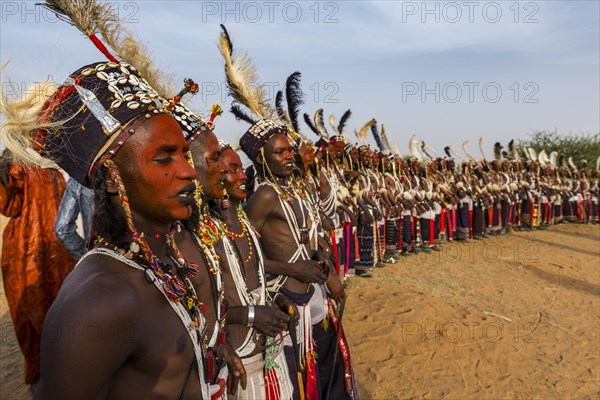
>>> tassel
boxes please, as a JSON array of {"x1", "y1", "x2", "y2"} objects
[
  {"x1": 208, "y1": 103, "x2": 224, "y2": 129},
  {"x1": 170, "y1": 78, "x2": 199, "y2": 107},
  {"x1": 184, "y1": 260, "x2": 200, "y2": 275},
  {"x1": 162, "y1": 277, "x2": 187, "y2": 301}
]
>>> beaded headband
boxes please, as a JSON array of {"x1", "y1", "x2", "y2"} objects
[
  {"x1": 239, "y1": 119, "x2": 288, "y2": 162},
  {"x1": 35, "y1": 61, "x2": 168, "y2": 187}
]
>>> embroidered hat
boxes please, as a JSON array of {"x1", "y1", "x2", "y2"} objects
[
  {"x1": 34, "y1": 61, "x2": 209, "y2": 187},
  {"x1": 239, "y1": 119, "x2": 288, "y2": 162}
]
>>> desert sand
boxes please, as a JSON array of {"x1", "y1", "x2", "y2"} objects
[{"x1": 1, "y1": 223, "x2": 599, "y2": 399}]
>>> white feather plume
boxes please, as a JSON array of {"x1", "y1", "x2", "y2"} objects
[
  {"x1": 568, "y1": 156, "x2": 577, "y2": 170},
  {"x1": 462, "y1": 140, "x2": 476, "y2": 161},
  {"x1": 409, "y1": 135, "x2": 422, "y2": 161},
  {"x1": 449, "y1": 146, "x2": 464, "y2": 162},
  {"x1": 478, "y1": 137, "x2": 487, "y2": 160},
  {"x1": 328, "y1": 114, "x2": 341, "y2": 136}
]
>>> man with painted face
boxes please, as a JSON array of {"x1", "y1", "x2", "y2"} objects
[
  {"x1": 175, "y1": 123, "x2": 249, "y2": 397},
  {"x1": 241, "y1": 119, "x2": 358, "y2": 400},
  {"x1": 1, "y1": 62, "x2": 224, "y2": 399},
  {"x1": 212, "y1": 140, "x2": 295, "y2": 399},
  {"x1": 240, "y1": 120, "x2": 337, "y2": 399}
]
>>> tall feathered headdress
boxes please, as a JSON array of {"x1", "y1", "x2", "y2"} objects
[
  {"x1": 421, "y1": 141, "x2": 439, "y2": 159},
  {"x1": 285, "y1": 71, "x2": 304, "y2": 136},
  {"x1": 43, "y1": 0, "x2": 176, "y2": 98},
  {"x1": 538, "y1": 150, "x2": 548, "y2": 167},
  {"x1": 479, "y1": 137, "x2": 487, "y2": 161},
  {"x1": 272, "y1": 72, "x2": 308, "y2": 144},
  {"x1": 549, "y1": 151, "x2": 558, "y2": 168},
  {"x1": 444, "y1": 146, "x2": 452, "y2": 158},
  {"x1": 218, "y1": 24, "x2": 274, "y2": 123},
  {"x1": 42, "y1": 0, "x2": 114, "y2": 60},
  {"x1": 478, "y1": 137, "x2": 487, "y2": 161},
  {"x1": 304, "y1": 113, "x2": 321, "y2": 139},
  {"x1": 448, "y1": 145, "x2": 464, "y2": 162},
  {"x1": 337, "y1": 110, "x2": 352, "y2": 137},
  {"x1": 371, "y1": 120, "x2": 387, "y2": 152},
  {"x1": 409, "y1": 135, "x2": 423, "y2": 161},
  {"x1": 314, "y1": 108, "x2": 328, "y2": 138},
  {"x1": 39, "y1": 0, "x2": 212, "y2": 145},
  {"x1": 527, "y1": 147, "x2": 538, "y2": 162},
  {"x1": 328, "y1": 115, "x2": 341, "y2": 137},
  {"x1": 275, "y1": 90, "x2": 291, "y2": 128},
  {"x1": 494, "y1": 142, "x2": 503, "y2": 161},
  {"x1": 508, "y1": 139, "x2": 520, "y2": 161},
  {"x1": 328, "y1": 109, "x2": 351, "y2": 142},
  {"x1": 354, "y1": 119, "x2": 376, "y2": 145},
  {"x1": 381, "y1": 124, "x2": 393, "y2": 153},
  {"x1": 462, "y1": 140, "x2": 476, "y2": 161},
  {"x1": 419, "y1": 141, "x2": 433, "y2": 160},
  {"x1": 522, "y1": 144, "x2": 531, "y2": 161}
]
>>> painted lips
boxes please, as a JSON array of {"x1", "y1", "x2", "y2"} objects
[{"x1": 172, "y1": 183, "x2": 196, "y2": 205}]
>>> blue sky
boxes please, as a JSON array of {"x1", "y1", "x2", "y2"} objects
[{"x1": 1, "y1": 0, "x2": 599, "y2": 156}]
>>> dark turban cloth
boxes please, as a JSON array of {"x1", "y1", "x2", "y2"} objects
[
  {"x1": 34, "y1": 61, "x2": 208, "y2": 187},
  {"x1": 239, "y1": 119, "x2": 288, "y2": 162}
]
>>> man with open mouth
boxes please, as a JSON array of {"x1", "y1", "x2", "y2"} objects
[
  {"x1": 175, "y1": 115, "x2": 249, "y2": 399},
  {"x1": 213, "y1": 140, "x2": 296, "y2": 399}
]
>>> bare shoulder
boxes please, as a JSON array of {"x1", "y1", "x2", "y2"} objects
[
  {"x1": 250, "y1": 184, "x2": 278, "y2": 205},
  {"x1": 247, "y1": 184, "x2": 283, "y2": 232},
  {"x1": 247, "y1": 184, "x2": 279, "y2": 216},
  {"x1": 48, "y1": 253, "x2": 142, "y2": 327},
  {"x1": 38, "y1": 252, "x2": 150, "y2": 398}
]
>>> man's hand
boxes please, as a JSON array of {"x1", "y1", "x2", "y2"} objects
[
  {"x1": 273, "y1": 293, "x2": 300, "y2": 328},
  {"x1": 327, "y1": 270, "x2": 345, "y2": 303},
  {"x1": 251, "y1": 305, "x2": 291, "y2": 337},
  {"x1": 291, "y1": 260, "x2": 328, "y2": 284},
  {"x1": 321, "y1": 215, "x2": 335, "y2": 231},
  {"x1": 373, "y1": 208, "x2": 382, "y2": 221},
  {"x1": 219, "y1": 342, "x2": 247, "y2": 396}
]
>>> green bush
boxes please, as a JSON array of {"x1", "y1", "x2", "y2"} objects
[{"x1": 518, "y1": 131, "x2": 600, "y2": 169}]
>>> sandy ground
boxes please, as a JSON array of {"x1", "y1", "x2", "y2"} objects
[
  {"x1": 345, "y1": 223, "x2": 600, "y2": 399},
  {"x1": 0, "y1": 223, "x2": 599, "y2": 399}
]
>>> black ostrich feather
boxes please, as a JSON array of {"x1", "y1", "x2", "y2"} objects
[
  {"x1": 371, "y1": 120, "x2": 386, "y2": 152},
  {"x1": 337, "y1": 109, "x2": 352, "y2": 134},
  {"x1": 304, "y1": 113, "x2": 320, "y2": 136},
  {"x1": 444, "y1": 146, "x2": 452, "y2": 158},
  {"x1": 230, "y1": 103, "x2": 256, "y2": 125},
  {"x1": 275, "y1": 90, "x2": 290, "y2": 126},
  {"x1": 285, "y1": 71, "x2": 303, "y2": 133}
]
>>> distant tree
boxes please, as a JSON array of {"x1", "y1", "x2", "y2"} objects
[{"x1": 518, "y1": 130, "x2": 600, "y2": 169}]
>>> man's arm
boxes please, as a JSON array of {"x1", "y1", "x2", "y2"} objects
[
  {"x1": 263, "y1": 258, "x2": 327, "y2": 284},
  {"x1": 35, "y1": 264, "x2": 139, "y2": 399},
  {"x1": 54, "y1": 178, "x2": 87, "y2": 260},
  {"x1": 226, "y1": 305, "x2": 290, "y2": 337},
  {"x1": 247, "y1": 186, "x2": 327, "y2": 284}
]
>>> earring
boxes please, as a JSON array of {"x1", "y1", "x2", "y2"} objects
[{"x1": 222, "y1": 193, "x2": 230, "y2": 209}]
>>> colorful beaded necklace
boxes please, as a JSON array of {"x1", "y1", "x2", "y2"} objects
[
  {"x1": 223, "y1": 205, "x2": 254, "y2": 264},
  {"x1": 95, "y1": 225, "x2": 204, "y2": 330}
]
